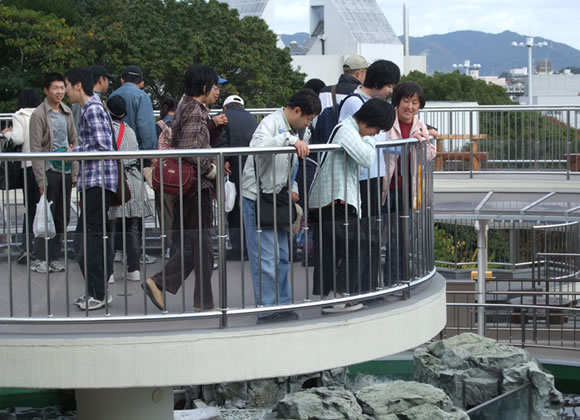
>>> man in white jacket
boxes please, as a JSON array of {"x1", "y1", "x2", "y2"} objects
[{"x1": 241, "y1": 88, "x2": 321, "y2": 323}]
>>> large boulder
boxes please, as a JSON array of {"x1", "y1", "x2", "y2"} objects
[
  {"x1": 414, "y1": 333, "x2": 563, "y2": 419},
  {"x1": 273, "y1": 387, "x2": 364, "y2": 420},
  {"x1": 354, "y1": 381, "x2": 468, "y2": 419}
]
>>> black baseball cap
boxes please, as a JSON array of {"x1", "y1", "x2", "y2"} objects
[
  {"x1": 89, "y1": 65, "x2": 114, "y2": 81},
  {"x1": 121, "y1": 65, "x2": 144, "y2": 81}
]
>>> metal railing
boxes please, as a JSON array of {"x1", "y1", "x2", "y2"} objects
[
  {"x1": 0, "y1": 140, "x2": 435, "y2": 328},
  {"x1": 420, "y1": 105, "x2": 580, "y2": 175}
]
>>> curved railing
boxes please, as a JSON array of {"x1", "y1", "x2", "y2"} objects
[{"x1": 0, "y1": 139, "x2": 436, "y2": 330}]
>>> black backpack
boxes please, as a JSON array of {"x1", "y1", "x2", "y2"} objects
[{"x1": 310, "y1": 90, "x2": 364, "y2": 160}]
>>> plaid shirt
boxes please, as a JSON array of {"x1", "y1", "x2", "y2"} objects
[
  {"x1": 308, "y1": 116, "x2": 376, "y2": 216},
  {"x1": 73, "y1": 95, "x2": 117, "y2": 192},
  {"x1": 172, "y1": 96, "x2": 214, "y2": 190}
]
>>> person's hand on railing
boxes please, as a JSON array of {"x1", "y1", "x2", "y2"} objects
[{"x1": 293, "y1": 139, "x2": 309, "y2": 159}]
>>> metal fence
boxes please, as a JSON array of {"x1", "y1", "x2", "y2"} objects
[
  {"x1": 420, "y1": 105, "x2": 580, "y2": 174},
  {"x1": 0, "y1": 139, "x2": 435, "y2": 328}
]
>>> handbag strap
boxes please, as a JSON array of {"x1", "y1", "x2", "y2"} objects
[{"x1": 116, "y1": 122, "x2": 125, "y2": 150}]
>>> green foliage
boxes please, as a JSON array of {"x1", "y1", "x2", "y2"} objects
[
  {"x1": 0, "y1": 5, "x2": 85, "y2": 111},
  {"x1": 401, "y1": 71, "x2": 514, "y2": 105},
  {"x1": 1, "y1": 0, "x2": 304, "y2": 110},
  {"x1": 1, "y1": 0, "x2": 81, "y2": 25},
  {"x1": 79, "y1": 0, "x2": 304, "y2": 107}
]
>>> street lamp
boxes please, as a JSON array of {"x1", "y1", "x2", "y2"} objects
[
  {"x1": 452, "y1": 59, "x2": 481, "y2": 77},
  {"x1": 512, "y1": 37, "x2": 548, "y2": 105}
]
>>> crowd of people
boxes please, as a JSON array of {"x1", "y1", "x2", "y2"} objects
[{"x1": 1, "y1": 55, "x2": 435, "y2": 319}]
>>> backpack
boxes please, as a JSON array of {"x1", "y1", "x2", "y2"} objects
[{"x1": 309, "y1": 92, "x2": 364, "y2": 160}]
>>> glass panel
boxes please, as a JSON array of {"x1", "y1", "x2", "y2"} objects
[{"x1": 467, "y1": 384, "x2": 529, "y2": 420}]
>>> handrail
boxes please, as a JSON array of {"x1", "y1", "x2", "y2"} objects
[{"x1": 0, "y1": 140, "x2": 435, "y2": 327}]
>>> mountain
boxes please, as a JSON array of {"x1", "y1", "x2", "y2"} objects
[
  {"x1": 280, "y1": 30, "x2": 580, "y2": 76},
  {"x1": 404, "y1": 30, "x2": 580, "y2": 76}
]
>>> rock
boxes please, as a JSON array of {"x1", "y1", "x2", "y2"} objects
[
  {"x1": 321, "y1": 368, "x2": 348, "y2": 388},
  {"x1": 414, "y1": 333, "x2": 563, "y2": 418},
  {"x1": 403, "y1": 404, "x2": 469, "y2": 420},
  {"x1": 274, "y1": 387, "x2": 364, "y2": 419},
  {"x1": 354, "y1": 381, "x2": 462, "y2": 417},
  {"x1": 174, "y1": 407, "x2": 221, "y2": 419}
]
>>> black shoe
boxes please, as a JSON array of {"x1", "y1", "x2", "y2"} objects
[
  {"x1": 16, "y1": 251, "x2": 30, "y2": 265},
  {"x1": 256, "y1": 310, "x2": 299, "y2": 324}
]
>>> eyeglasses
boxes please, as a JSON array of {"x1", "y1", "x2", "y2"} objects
[{"x1": 212, "y1": 85, "x2": 220, "y2": 91}]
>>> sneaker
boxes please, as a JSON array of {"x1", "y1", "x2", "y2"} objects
[
  {"x1": 126, "y1": 270, "x2": 141, "y2": 281},
  {"x1": 164, "y1": 248, "x2": 171, "y2": 259},
  {"x1": 74, "y1": 295, "x2": 87, "y2": 306},
  {"x1": 321, "y1": 302, "x2": 363, "y2": 314},
  {"x1": 77, "y1": 294, "x2": 113, "y2": 311},
  {"x1": 140, "y1": 254, "x2": 157, "y2": 264},
  {"x1": 31, "y1": 260, "x2": 52, "y2": 273},
  {"x1": 108, "y1": 274, "x2": 115, "y2": 284},
  {"x1": 114, "y1": 250, "x2": 124, "y2": 263},
  {"x1": 49, "y1": 261, "x2": 65, "y2": 272},
  {"x1": 256, "y1": 311, "x2": 299, "y2": 324}
]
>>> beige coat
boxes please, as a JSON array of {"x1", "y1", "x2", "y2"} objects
[{"x1": 29, "y1": 99, "x2": 78, "y2": 187}]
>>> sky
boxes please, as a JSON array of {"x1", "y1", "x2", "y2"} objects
[{"x1": 270, "y1": 0, "x2": 580, "y2": 51}]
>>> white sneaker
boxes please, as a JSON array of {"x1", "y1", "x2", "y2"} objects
[
  {"x1": 114, "y1": 250, "x2": 124, "y2": 263},
  {"x1": 77, "y1": 294, "x2": 113, "y2": 311},
  {"x1": 140, "y1": 254, "x2": 157, "y2": 264},
  {"x1": 126, "y1": 270, "x2": 140, "y2": 281},
  {"x1": 31, "y1": 260, "x2": 52, "y2": 273},
  {"x1": 108, "y1": 274, "x2": 115, "y2": 284},
  {"x1": 321, "y1": 302, "x2": 364, "y2": 314},
  {"x1": 74, "y1": 295, "x2": 87, "y2": 306},
  {"x1": 164, "y1": 248, "x2": 171, "y2": 259},
  {"x1": 49, "y1": 261, "x2": 66, "y2": 272}
]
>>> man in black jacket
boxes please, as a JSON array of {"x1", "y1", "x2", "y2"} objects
[
  {"x1": 216, "y1": 95, "x2": 258, "y2": 260},
  {"x1": 318, "y1": 55, "x2": 368, "y2": 110}
]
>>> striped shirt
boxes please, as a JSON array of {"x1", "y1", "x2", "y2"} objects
[
  {"x1": 308, "y1": 116, "x2": 376, "y2": 216},
  {"x1": 74, "y1": 95, "x2": 117, "y2": 192}
]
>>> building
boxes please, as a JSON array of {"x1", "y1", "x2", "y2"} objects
[{"x1": 222, "y1": 0, "x2": 426, "y2": 84}]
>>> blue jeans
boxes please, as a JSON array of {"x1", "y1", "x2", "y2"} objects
[{"x1": 243, "y1": 197, "x2": 291, "y2": 307}]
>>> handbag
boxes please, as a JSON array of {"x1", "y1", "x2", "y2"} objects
[
  {"x1": 224, "y1": 175, "x2": 236, "y2": 212},
  {"x1": 152, "y1": 157, "x2": 196, "y2": 196},
  {"x1": 257, "y1": 186, "x2": 297, "y2": 230},
  {"x1": 111, "y1": 123, "x2": 132, "y2": 206},
  {"x1": 33, "y1": 194, "x2": 56, "y2": 239},
  {"x1": 0, "y1": 135, "x2": 23, "y2": 190}
]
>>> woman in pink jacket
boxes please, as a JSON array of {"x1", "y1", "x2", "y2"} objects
[{"x1": 383, "y1": 82, "x2": 435, "y2": 284}]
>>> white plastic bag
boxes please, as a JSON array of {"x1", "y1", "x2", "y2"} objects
[
  {"x1": 224, "y1": 176, "x2": 237, "y2": 213},
  {"x1": 33, "y1": 194, "x2": 56, "y2": 239}
]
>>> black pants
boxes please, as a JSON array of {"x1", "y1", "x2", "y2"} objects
[
  {"x1": 34, "y1": 171, "x2": 72, "y2": 261},
  {"x1": 312, "y1": 204, "x2": 367, "y2": 296},
  {"x1": 108, "y1": 216, "x2": 141, "y2": 273},
  {"x1": 77, "y1": 187, "x2": 114, "y2": 300},
  {"x1": 152, "y1": 188, "x2": 214, "y2": 309},
  {"x1": 359, "y1": 177, "x2": 382, "y2": 293},
  {"x1": 22, "y1": 167, "x2": 40, "y2": 255}
]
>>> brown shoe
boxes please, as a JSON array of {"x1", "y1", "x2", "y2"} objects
[
  {"x1": 193, "y1": 305, "x2": 216, "y2": 312},
  {"x1": 143, "y1": 278, "x2": 164, "y2": 310}
]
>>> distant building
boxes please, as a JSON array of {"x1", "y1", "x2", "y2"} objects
[{"x1": 222, "y1": 0, "x2": 426, "y2": 84}]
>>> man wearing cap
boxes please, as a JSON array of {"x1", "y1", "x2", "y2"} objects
[
  {"x1": 215, "y1": 95, "x2": 258, "y2": 260},
  {"x1": 72, "y1": 65, "x2": 114, "y2": 131},
  {"x1": 108, "y1": 65, "x2": 157, "y2": 152},
  {"x1": 318, "y1": 54, "x2": 368, "y2": 110}
]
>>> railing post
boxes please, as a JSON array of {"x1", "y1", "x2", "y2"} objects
[
  {"x1": 476, "y1": 219, "x2": 488, "y2": 336},
  {"x1": 566, "y1": 110, "x2": 571, "y2": 180},
  {"x1": 401, "y1": 144, "x2": 410, "y2": 282},
  {"x1": 469, "y1": 110, "x2": 474, "y2": 179},
  {"x1": 216, "y1": 153, "x2": 228, "y2": 328}
]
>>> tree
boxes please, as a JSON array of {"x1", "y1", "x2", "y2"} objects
[
  {"x1": 79, "y1": 0, "x2": 304, "y2": 107},
  {"x1": 401, "y1": 71, "x2": 514, "y2": 105},
  {"x1": 0, "y1": 5, "x2": 86, "y2": 111}
]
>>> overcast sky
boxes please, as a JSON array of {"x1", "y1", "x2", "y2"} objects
[{"x1": 271, "y1": 0, "x2": 580, "y2": 51}]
